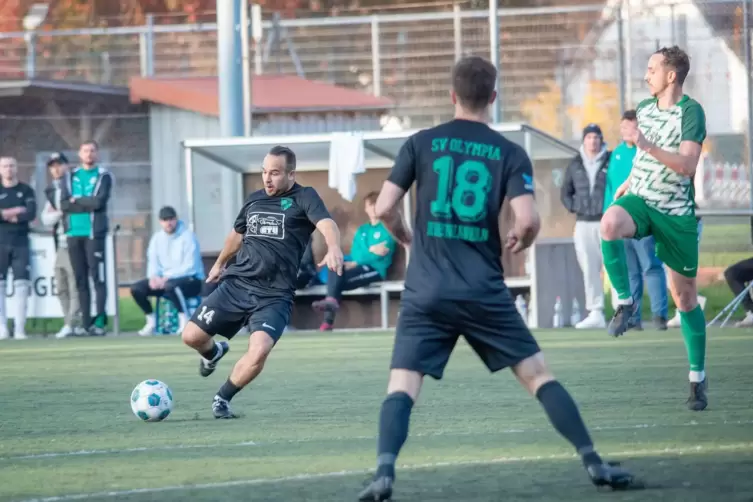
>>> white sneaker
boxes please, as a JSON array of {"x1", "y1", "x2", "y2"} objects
[
  {"x1": 0, "y1": 325, "x2": 9, "y2": 340},
  {"x1": 668, "y1": 296, "x2": 708, "y2": 328},
  {"x1": 74, "y1": 326, "x2": 88, "y2": 336},
  {"x1": 667, "y1": 311, "x2": 681, "y2": 328},
  {"x1": 55, "y1": 325, "x2": 74, "y2": 339},
  {"x1": 14, "y1": 331, "x2": 28, "y2": 340},
  {"x1": 734, "y1": 312, "x2": 753, "y2": 328},
  {"x1": 698, "y1": 295, "x2": 707, "y2": 311},
  {"x1": 138, "y1": 323, "x2": 155, "y2": 336},
  {"x1": 575, "y1": 310, "x2": 606, "y2": 329}
]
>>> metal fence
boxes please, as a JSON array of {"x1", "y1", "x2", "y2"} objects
[{"x1": 0, "y1": 2, "x2": 747, "y2": 132}]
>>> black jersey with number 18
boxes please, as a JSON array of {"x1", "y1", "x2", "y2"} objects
[{"x1": 388, "y1": 119, "x2": 535, "y2": 301}]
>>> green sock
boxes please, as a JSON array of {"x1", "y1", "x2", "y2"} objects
[
  {"x1": 680, "y1": 305, "x2": 706, "y2": 372},
  {"x1": 601, "y1": 239, "x2": 631, "y2": 302}
]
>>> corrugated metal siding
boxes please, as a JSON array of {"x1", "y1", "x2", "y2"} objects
[
  {"x1": 149, "y1": 106, "x2": 385, "y2": 254},
  {"x1": 149, "y1": 105, "x2": 233, "y2": 254}
]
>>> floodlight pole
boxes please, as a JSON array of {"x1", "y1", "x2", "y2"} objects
[
  {"x1": 241, "y1": 0, "x2": 253, "y2": 136},
  {"x1": 217, "y1": 0, "x2": 245, "y2": 138},
  {"x1": 24, "y1": 32, "x2": 36, "y2": 78}
]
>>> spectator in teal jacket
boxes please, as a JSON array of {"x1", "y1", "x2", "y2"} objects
[
  {"x1": 605, "y1": 109, "x2": 668, "y2": 330},
  {"x1": 313, "y1": 191, "x2": 396, "y2": 330}
]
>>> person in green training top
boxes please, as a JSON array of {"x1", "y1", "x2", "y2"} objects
[
  {"x1": 312, "y1": 191, "x2": 395, "y2": 330},
  {"x1": 60, "y1": 140, "x2": 114, "y2": 337},
  {"x1": 600, "y1": 46, "x2": 708, "y2": 411},
  {"x1": 604, "y1": 109, "x2": 668, "y2": 331}
]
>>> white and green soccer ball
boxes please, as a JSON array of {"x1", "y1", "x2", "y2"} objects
[{"x1": 130, "y1": 379, "x2": 174, "y2": 422}]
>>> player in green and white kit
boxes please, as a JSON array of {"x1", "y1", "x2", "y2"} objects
[{"x1": 600, "y1": 46, "x2": 708, "y2": 411}]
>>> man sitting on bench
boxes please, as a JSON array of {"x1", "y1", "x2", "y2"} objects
[
  {"x1": 313, "y1": 192, "x2": 395, "y2": 331},
  {"x1": 131, "y1": 206, "x2": 204, "y2": 336}
]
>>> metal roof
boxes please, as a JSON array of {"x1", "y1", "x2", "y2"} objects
[{"x1": 130, "y1": 75, "x2": 394, "y2": 116}]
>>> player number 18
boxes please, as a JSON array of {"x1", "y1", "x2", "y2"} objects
[{"x1": 430, "y1": 156, "x2": 492, "y2": 222}]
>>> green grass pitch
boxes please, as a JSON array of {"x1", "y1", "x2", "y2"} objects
[{"x1": 1, "y1": 328, "x2": 753, "y2": 501}]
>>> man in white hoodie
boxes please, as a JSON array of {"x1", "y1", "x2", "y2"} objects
[
  {"x1": 130, "y1": 206, "x2": 204, "y2": 336},
  {"x1": 561, "y1": 124, "x2": 610, "y2": 329}
]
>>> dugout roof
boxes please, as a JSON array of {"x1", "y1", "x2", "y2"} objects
[{"x1": 181, "y1": 123, "x2": 577, "y2": 174}]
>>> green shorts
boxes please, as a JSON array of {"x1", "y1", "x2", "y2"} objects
[{"x1": 613, "y1": 194, "x2": 699, "y2": 277}]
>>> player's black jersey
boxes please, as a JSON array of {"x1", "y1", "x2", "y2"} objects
[
  {"x1": 388, "y1": 119, "x2": 534, "y2": 301},
  {"x1": 224, "y1": 183, "x2": 330, "y2": 297},
  {"x1": 0, "y1": 182, "x2": 37, "y2": 246}
]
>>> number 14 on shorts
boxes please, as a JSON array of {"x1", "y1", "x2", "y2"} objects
[{"x1": 197, "y1": 306, "x2": 215, "y2": 325}]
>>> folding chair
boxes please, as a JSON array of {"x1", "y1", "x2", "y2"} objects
[{"x1": 707, "y1": 282, "x2": 753, "y2": 328}]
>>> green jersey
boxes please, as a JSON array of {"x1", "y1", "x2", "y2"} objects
[
  {"x1": 603, "y1": 141, "x2": 637, "y2": 213},
  {"x1": 628, "y1": 95, "x2": 706, "y2": 216},
  {"x1": 350, "y1": 221, "x2": 395, "y2": 279},
  {"x1": 67, "y1": 166, "x2": 100, "y2": 237}
]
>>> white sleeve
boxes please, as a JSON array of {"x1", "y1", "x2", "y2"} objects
[{"x1": 40, "y1": 201, "x2": 62, "y2": 227}]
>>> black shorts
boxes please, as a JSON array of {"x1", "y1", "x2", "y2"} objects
[
  {"x1": 390, "y1": 293, "x2": 541, "y2": 380},
  {"x1": 0, "y1": 244, "x2": 30, "y2": 281},
  {"x1": 189, "y1": 277, "x2": 291, "y2": 342}
]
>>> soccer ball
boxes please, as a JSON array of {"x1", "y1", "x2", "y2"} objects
[{"x1": 130, "y1": 379, "x2": 174, "y2": 422}]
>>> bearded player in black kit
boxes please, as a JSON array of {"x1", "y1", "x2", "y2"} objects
[
  {"x1": 357, "y1": 56, "x2": 640, "y2": 501},
  {"x1": 181, "y1": 146, "x2": 344, "y2": 419}
]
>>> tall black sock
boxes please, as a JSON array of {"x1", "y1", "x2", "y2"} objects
[
  {"x1": 536, "y1": 381, "x2": 602, "y2": 467},
  {"x1": 200, "y1": 341, "x2": 220, "y2": 361},
  {"x1": 217, "y1": 379, "x2": 242, "y2": 402},
  {"x1": 375, "y1": 392, "x2": 414, "y2": 479}
]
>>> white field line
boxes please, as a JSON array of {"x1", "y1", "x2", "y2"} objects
[
  {"x1": 17, "y1": 442, "x2": 753, "y2": 502},
  {"x1": 3, "y1": 418, "x2": 752, "y2": 462}
]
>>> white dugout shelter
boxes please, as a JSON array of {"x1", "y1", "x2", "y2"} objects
[{"x1": 181, "y1": 124, "x2": 583, "y2": 329}]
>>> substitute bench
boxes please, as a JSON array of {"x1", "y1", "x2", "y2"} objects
[{"x1": 294, "y1": 277, "x2": 532, "y2": 330}]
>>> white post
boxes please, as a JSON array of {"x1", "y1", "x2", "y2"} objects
[
  {"x1": 184, "y1": 146, "x2": 195, "y2": 232},
  {"x1": 371, "y1": 16, "x2": 382, "y2": 97},
  {"x1": 453, "y1": 4, "x2": 462, "y2": 61},
  {"x1": 489, "y1": 0, "x2": 501, "y2": 123}
]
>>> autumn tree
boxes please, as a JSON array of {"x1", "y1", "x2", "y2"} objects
[
  {"x1": 568, "y1": 80, "x2": 621, "y2": 147},
  {"x1": 520, "y1": 80, "x2": 564, "y2": 138}
]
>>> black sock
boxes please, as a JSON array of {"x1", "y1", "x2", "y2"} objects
[
  {"x1": 217, "y1": 379, "x2": 242, "y2": 402},
  {"x1": 200, "y1": 341, "x2": 219, "y2": 361},
  {"x1": 375, "y1": 392, "x2": 414, "y2": 479},
  {"x1": 536, "y1": 381, "x2": 602, "y2": 467}
]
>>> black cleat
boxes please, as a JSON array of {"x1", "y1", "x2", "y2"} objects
[
  {"x1": 687, "y1": 378, "x2": 708, "y2": 411},
  {"x1": 358, "y1": 476, "x2": 393, "y2": 501},
  {"x1": 212, "y1": 396, "x2": 238, "y2": 419},
  {"x1": 653, "y1": 316, "x2": 668, "y2": 331},
  {"x1": 608, "y1": 304, "x2": 634, "y2": 337},
  {"x1": 627, "y1": 320, "x2": 643, "y2": 331},
  {"x1": 199, "y1": 341, "x2": 229, "y2": 377},
  {"x1": 587, "y1": 462, "x2": 641, "y2": 491}
]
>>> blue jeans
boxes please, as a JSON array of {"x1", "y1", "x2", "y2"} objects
[{"x1": 625, "y1": 236, "x2": 669, "y2": 323}]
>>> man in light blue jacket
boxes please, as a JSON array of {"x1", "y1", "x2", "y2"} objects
[{"x1": 130, "y1": 206, "x2": 204, "y2": 336}]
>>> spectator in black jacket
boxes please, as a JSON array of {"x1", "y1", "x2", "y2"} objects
[
  {"x1": 561, "y1": 124, "x2": 610, "y2": 329},
  {"x1": 60, "y1": 140, "x2": 114, "y2": 336}
]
